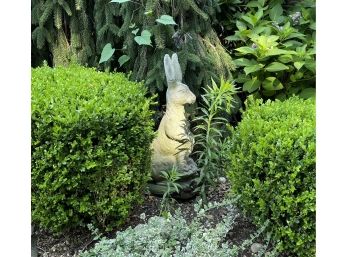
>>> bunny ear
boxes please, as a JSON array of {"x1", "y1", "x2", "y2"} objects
[
  {"x1": 171, "y1": 53, "x2": 182, "y2": 82},
  {"x1": 164, "y1": 54, "x2": 175, "y2": 84}
]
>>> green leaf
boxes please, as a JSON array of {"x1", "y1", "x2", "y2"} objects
[
  {"x1": 243, "y1": 77, "x2": 261, "y2": 93},
  {"x1": 269, "y1": 3, "x2": 283, "y2": 21},
  {"x1": 244, "y1": 64, "x2": 264, "y2": 75},
  {"x1": 236, "y1": 21, "x2": 247, "y2": 31},
  {"x1": 278, "y1": 54, "x2": 293, "y2": 63},
  {"x1": 294, "y1": 61, "x2": 305, "y2": 70},
  {"x1": 241, "y1": 15, "x2": 255, "y2": 27},
  {"x1": 299, "y1": 88, "x2": 315, "y2": 99},
  {"x1": 265, "y1": 62, "x2": 289, "y2": 72},
  {"x1": 156, "y1": 15, "x2": 177, "y2": 25},
  {"x1": 110, "y1": 0, "x2": 130, "y2": 3},
  {"x1": 304, "y1": 60, "x2": 316, "y2": 73},
  {"x1": 246, "y1": 1, "x2": 261, "y2": 8},
  {"x1": 235, "y1": 46, "x2": 256, "y2": 55},
  {"x1": 255, "y1": 8, "x2": 264, "y2": 22},
  {"x1": 134, "y1": 30, "x2": 152, "y2": 46},
  {"x1": 234, "y1": 58, "x2": 257, "y2": 67},
  {"x1": 266, "y1": 48, "x2": 293, "y2": 56},
  {"x1": 131, "y1": 28, "x2": 139, "y2": 35},
  {"x1": 99, "y1": 43, "x2": 115, "y2": 64},
  {"x1": 225, "y1": 35, "x2": 240, "y2": 41},
  {"x1": 262, "y1": 77, "x2": 283, "y2": 91},
  {"x1": 118, "y1": 55, "x2": 130, "y2": 67}
]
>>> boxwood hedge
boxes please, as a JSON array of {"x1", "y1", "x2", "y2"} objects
[
  {"x1": 226, "y1": 96, "x2": 315, "y2": 257},
  {"x1": 31, "y1": 65, "x2": 155, "y2": 233}
]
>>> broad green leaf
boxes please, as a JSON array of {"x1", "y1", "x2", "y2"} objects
[
  {"x1": 118, "y1": 55, "x2": 130, "y2": 67},
  {"x1": 246, "y1": 1, "x2": 262, "y2": 8},
  {"x1": 236, "y1": 21, "x2": 247, "y2": 31},
  {"x1": 134, "y1": 30, "x2": 152, "y2": 46},
  {"x1": 255, "y1": 9, "x2": 264, "y2": 22},
  {"x1": 310, "y1": 22, "x2": 316, "y2": 30},
  {"x1": 99, "y1": 43, "x2": 115, "y2": 64},
  {"x1": 110, "y1": 0, "x2": 130, "y2": 3},
  {"x1": 243, "y1": 77, "x2": 261, "y2": 93},
  {"x1": 156, "y1": 15, "x2": 177, "y2": 25},
  {"x1": 252, "y1": 26, "x2": 266, "y2": 35},
  {"x1": 269, "y1": 3, "x2": 283, "y2": 21},
  {"x1": 234, "y1": 74, "x2": 249, "y2": 83},
  {"x1": 304, "y1": 60, "x2": 316, "y2": 73},
  {"x1": 265, "y1": 62, "x2": 289, "y2": 72},
  {"x1": 294, "y1": 61, "x2": 305, "y2": 70},
  {"x1": 282, "y1": 40, "x2": 302, "y2": 48},
  {"x1": 225, "y1": 35, "x2": 240, "y2": 41},
  {"x1": 299, "y1": 88, "x2": 315, "y2": 99},
  {"x1": 278, "y1": 54, "x2": 293, "y2": 63},
  {"x1": 251, "y1": 35, "x2": 279, "y2": 49},
  {"x1": 235, "y1": 46, "x2": 256, "y2": 55},
  {"x1": 241, "y1": 15, "x2": 255, "y2": 27},
  {"x1": 131, "y1": 28, "x2": 139, "y2": 35},
  {"x1": 234, "y1": 58, "x2": 257, "y2": 67},
  {"x1": 285, "y1": 32, "x2": 306, "y2": 41},
  {"x1": 244, "y1": 64, "x2": 264, "y2": 75},
  {"x1": 266, "y1": 48, "x2": 293, "y2": 56},
  {"x1": 262, "y1": 77, "x2": 283, "y2": 91}
]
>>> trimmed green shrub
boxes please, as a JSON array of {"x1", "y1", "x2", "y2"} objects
[
  {"x1": 226, "y1": 96, "x2": 315, "y2": 256},
  {"x1": 31, "y1": 65, "x2": 155, "y2": 233}
]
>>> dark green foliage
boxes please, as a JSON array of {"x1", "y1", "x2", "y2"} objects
[
  {"x1": 226, "y1": 96, "x2": 315, "y2": 256},
  {"x1": 219, "y1": 0, "x2": 315, "y2": 100},
  {"x1": 32, "y1": 0, "x2": 96, "y2": 66},
  {"x1": 31, "y1": 0, "x2": 235, "y2": 98},
  {"x1": 31, "y1": 65, "x2": 155, "y2": 233},
  {"x1": 113, "y1": 0, "x2": 234, "y2": 95}
]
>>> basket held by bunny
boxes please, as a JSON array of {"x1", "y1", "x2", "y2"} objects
[{"x1": 150, "y1": 53, "x2": 199, "y2": 186}]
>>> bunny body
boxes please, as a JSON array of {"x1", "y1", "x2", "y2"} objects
[{"x1": 151, "y1": 53, "x2": 198, "y2": 182}]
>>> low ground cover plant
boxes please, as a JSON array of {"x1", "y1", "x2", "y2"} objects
[
  {"x1": 31, "y1": 65, "x2": 155, "y2": 233},
  {"x1": 80, "y1": 199, "x2": 275, "y2": 257},
  {"x1": 226, "y1": 96, "x2": 315, "y2": 256}
]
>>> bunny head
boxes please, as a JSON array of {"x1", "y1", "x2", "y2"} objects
[{"x1": 164, "y1": 53, "x2": 196, "y2": 105}]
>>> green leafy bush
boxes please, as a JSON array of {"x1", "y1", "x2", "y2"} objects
[
  {"x1": 226, "y1": 96, "x2": 315, "y2": 256},
  {"x1": 224, "y1": 0, "x2": 315, "y2": 99},
  {"x1": 80, "y1": 199, "x2": 275, "y2": 257},
  {"x1": 31, "y1": 65, "x2": 155, "y2": 233}
]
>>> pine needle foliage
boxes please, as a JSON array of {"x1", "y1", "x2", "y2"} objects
[
  {"x1": 32, "y1": 0, "x2": 95, "y2": 66},
  {"x1": 32, "y1": 0, "x2": 235, "y2": 97},
  {"x1": 115, "y1": 0, "x2": 235, "y2": 95}
]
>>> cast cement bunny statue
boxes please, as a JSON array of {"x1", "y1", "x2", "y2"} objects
[{"x1": 150, "y1": 53, "x2": 198, "y2": 185}]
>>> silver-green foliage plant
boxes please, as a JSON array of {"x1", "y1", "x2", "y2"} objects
[
  {"x1": 80, "y1": 198, "x2": 275, "y2": 257},
  {"x1": 225, "y1": 0, "x2": 315, "y2": 99},
  {"x1": 193, "y1": 78, "x2": 238, "y2": 201}
]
